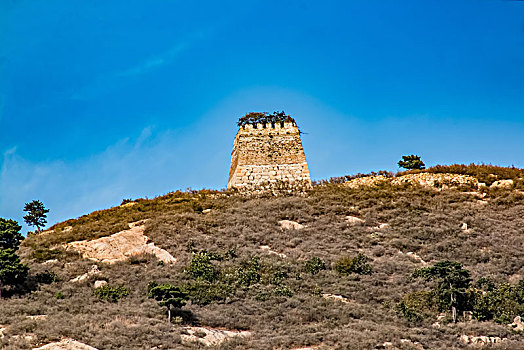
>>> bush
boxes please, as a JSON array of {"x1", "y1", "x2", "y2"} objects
[
  {"x1": 334, "y1": 253, "x2": 372, "y2": 275},
  {"x1": 185, "y1": 281, "x2": 233, "y2": 305},
  {"x1": 305, "y1": 257, "x2": 326, "y2": 275},
  {"x1": 274, "y1": 286, "x2": 293, "y2": 297},
  {"x1": 94, "y1": 285, "x2": 129, "y2": 302},
  {"x1": 187, "y1": 251, "x2": 218, "y2": 282},
  {"x1": 35, "y1": 270, "x2": 58, "y2": 284},
  {"x1": 31, "y1": 248, "x2": 62, "y2": 262},
  {"x1": 236, "y1": 256, "x2": 261, "y2": 287}
]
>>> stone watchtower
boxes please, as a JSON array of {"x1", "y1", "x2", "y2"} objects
[{"x1": 227, "y1": 112, "x2": 312, "y2": 192}]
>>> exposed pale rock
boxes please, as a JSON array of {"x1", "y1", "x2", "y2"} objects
[
  {"x1": 460, "y1": 223, "x2": 471, "y2": 233},
  {"x1": 70, "y1": 265, "x2": 100, "y2": 283},
  {"x1": 33, "y1": 338, "x2": 99, "y2": 350},
  {"x1": 400, "y1": 339, "x2": 424, "y2": 350},
  {"x1": 460, "y1": 335, "x2": 505, "y2": 345},
  {"x1": 43, "y1": 259, "x2": 59, "y2": 265},
  {"x1": 404, "y1": 251, "x2": 427, "y2": 265},
  {"x1": 260, "y1": 245, "x2": 287, "y2": 258},
  {"x1": 120, "y1": 202, "x2": 136, "y2": 207},
  {"x1": 509, "y1": 316, "x2": 524, "y2": 331},
  {"x1": 345, "y1": 173, "x2": 478, "y2": 190},
  {"x1": 368, "y1": 223, "x2": 389, "y2": 231},
  {"x1": 65, "y1": 224, "x2": 176, "y2": 264},
  {"x1": 180, "y1": 326, "x2": 251, "y2": 346},
  {"x1": 26, "y1": 315, "x2": 47, "y2": 321},
  {"x1": 491, "y1": 179, "x2": 514, "y2": 189},
  {"x1": 0, "y1": 325, "x2": 5, "y2": 339},
  {"x1": 94, "y1": 280, "x2": 108, "y2": 288},
  {"x1": 346, "y1": 216, "x2": 364, "y2": 225},
  {"x1": 321, "y1": 293, "x2": 353, "y2": 304},
  {"x1": 278, "y1": 220, "x2": 304, "y2": 230},
  {"x1": 202, "y1": 209, "x2": 212, "y2": 214}
]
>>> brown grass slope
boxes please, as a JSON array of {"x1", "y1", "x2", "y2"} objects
[{"x1": 2, "y1": 165, "x2": 524, "y2": 349}]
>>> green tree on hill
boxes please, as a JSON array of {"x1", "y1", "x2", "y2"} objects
[
  {"x1": 23, "y1": 200, "x2": 49, "y2": 233},
  {"x1": 413, "y1": 261, "x2": 471, "y2": 323},
  {"x1": 398, "y1": 155, "x2": 425, "y2": 170},
  {"x1": 148, "y1": 282, "x2": 189, "y2": 323},
  {"x1": 0, "y1": 218, "x2": 28, "y2": 298}
]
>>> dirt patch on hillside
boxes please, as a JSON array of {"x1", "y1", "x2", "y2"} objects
[{"x1": 64, "y1": 222, "x2": 176, "y2": 264}]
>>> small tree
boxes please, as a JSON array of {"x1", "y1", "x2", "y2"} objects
[
  {"x1": 305, "y1": 257, "x2": 326, "y2": 275},
  {"x1": 398, "y1": 155, "x2": 425, "y2": 170},
  {"x1": 0, "y1": 218, "x2": 23, "y2": 250},
  {"x1": 0, "y1": 218, "x2": 27, "y2": 298},
  {"x1": 148, "y1": 282, "x2": 189, "y2": 323},
  {"x1": 334, "y1": 253, "x2": 372, "y2": 275},
  {"x1": 0, "y1": 249, "x2": 29, "y2": 298},
  {"x1": 412, "y1": 261, "x2": 471, "y2": 322},
  {"x1": 23, "y1": 200, "x2": 49, "y2": 233}
]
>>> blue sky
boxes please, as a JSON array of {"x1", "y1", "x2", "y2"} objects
[{"x1": 1, "y1": 0, "x2": 523, "y2": 232}]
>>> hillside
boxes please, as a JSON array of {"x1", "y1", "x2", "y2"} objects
[{"x1": 2, "y1": 165, "x2": 524, "y2": 349}]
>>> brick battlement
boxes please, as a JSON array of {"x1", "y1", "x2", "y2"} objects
[{"x1": 227, "y1": 116, "x2": 311, "y2": 193}]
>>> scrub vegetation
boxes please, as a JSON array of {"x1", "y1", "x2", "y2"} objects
[{"x1": 1, "y1": 165, "x2": 524, "y2": 349}]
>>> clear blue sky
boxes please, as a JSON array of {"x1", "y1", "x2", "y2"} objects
[{"x1": 1, "y1": 0, "x2": 523, "y2": 232}]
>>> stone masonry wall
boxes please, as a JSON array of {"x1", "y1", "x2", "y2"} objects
[{"x1": 227, "y1": 121, "x2": 311, "y2": 191}]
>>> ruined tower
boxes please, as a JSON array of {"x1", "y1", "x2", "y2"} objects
[{"x1": 227, "y1": 112, "x2": 312, "y2": 192}]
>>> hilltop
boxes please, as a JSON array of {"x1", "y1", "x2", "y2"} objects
[{"x1": 1, "y1": 164, "x2": 524, "y2": 349}]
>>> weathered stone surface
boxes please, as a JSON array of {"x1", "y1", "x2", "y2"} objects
[
  {"x1": 70, "y1": 265, "x2": 100, "y2": 283},
  {"x1": 345, "y1": 173, "x2": 479, "y2": 190},
  {"x1": 346, "y1": 216, "x2": 364, "y2": 225},
  {"x1": 278, "y1": 220, "x2": 304, "y2": 230},
  {"x1": 322, "y1": 293, "x2": 353, "y2": 304},
  {"x1": 93, "y1": 280, "x2": 108, "y2": 288},
  {"x1": 180, "y1": 326, "x2": 251, "y2": 346},
  {"x1": 227, "y1": 121, "x2": 311, "y2": 193},
  {"x1": 65, "y1": 223, "x2": 176, "y2": 265},
  {"x1": 260, "y1": 245, "x2": 287, "y2": 258},
  {"x1": 491, "y1": 179, "x2": 514, "y2": 189},
  {"x1": 460, "y1": 335, "x2": 505, "y2": 345},
  {"x1": 33, "y1": 338, "x2": 98, "y2": 350},
  {"x1": 509, "y1": 316, "x2": 524, "y2": 331}
]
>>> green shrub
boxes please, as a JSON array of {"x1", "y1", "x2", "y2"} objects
[
  {"x1": 55, "y1": 291, "x2": 64, "y2": 299},
  {"x1": 185, "y1": 281, "x2": 233, "y2": 305},
  {"x1": 334, "y1": 253, "x2": 372, "y2": 275},
  {"x1": 35, "y1": 270, "x2": 58, "y2": 284},
  {"x1": 396, "y1": 301, "x2": 423, "y2": 325},
  {"x1": 187, "y1": 251, "x2": 218, "y2": 282},
  {"x1": 305, "y1": 257, "x2": 326, "y2": 275},
  {"x1": 236, "y1": 256, "x2": 261, "y2": 287},
  {"x1": 94, "y1": 285, "x2": 129, "y2": 302},
  {"x1": 31, "y1": 248, "x2": 62, "y2": 262},
  {"x1": 274, "y1": 286, "x2": 293, "y2": 297}
]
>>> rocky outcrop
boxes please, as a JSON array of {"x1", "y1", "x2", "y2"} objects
[
  {"x1": 509, "y1": 316, "x2": 524, "y2": 331},
  {"x1": 180, "y1": 326, "x2": 251, "y2": 346},
  {"x1": 345, "y1": 173, "x2": 479, "y2": 190},
  {"x1": 65, "y1": 223, "x2": 176, "y2": 264},
  {"x1": 459, "y1": 335, "x2": 505, "y2": 345},
  {"x1": 260, "y1": 245, "x2": 287, "y2": 258},
  {"x1": 70, "y1": 265, "x2": 100, "y2": 283},
  {"x1": 491, "y1": 179, "x2": 514, "y2": 189},
  {"x1": 33, "y1": 338, "x2": 98, "y2": 350},
  {"x1": 278, "y1": 220, "x2": 304, "y2": 230},
  {"x1": 346, "y1": 216, "x2": 365, "y2": 225},
  {"x1": 322, "y1": 293, "x2": 353, "y2": 304}
]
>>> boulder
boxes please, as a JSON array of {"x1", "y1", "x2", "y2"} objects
[
  {"x1": 70, "y1": 265, "x2": 100, "y2": 283},
  {"x1": 94, "y1": 280, "x2": 108, "y2": 288},
  {"x1": 491, "y1": 179, "x2": 514, "y2": 189},
  {"x1": 346, "y1": 216, "x2": 364, "y2": 225},
  {"x1": 180, "y1": 326, "x2": 251, "y2": 346},
  {"x1": 33, "y1": 338, "x2": 98, "y2": 349},
  {"x1": 278, "y1": 220, "x2": 304, "y2": 230},
  {"x1": 509, "y1": 315, "x2": 524, "y2": 331}
]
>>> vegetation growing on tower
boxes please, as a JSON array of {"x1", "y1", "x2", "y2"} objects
[{"x1": 237, "y1": 111, "x2": 295, "y2": 127}]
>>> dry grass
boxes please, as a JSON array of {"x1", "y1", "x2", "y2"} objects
[{"x1": 3, "y1": 166, "x2": 524, "y2": 349}]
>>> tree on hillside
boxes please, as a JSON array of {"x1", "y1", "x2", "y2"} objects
[
  {"x1": 0, "y1": 218, "x2": 23, "y2": 250},
  {"x1": 23, "y1": 200, "x2": 49, "y2": 233},
  {"x1": 0, "y1": 218, "x2": 28, "y2": 298},
  {"x1": 148, "y1": 282, "x2": 189, "y2": 323},
  {"x1": 398, "y1": 155, "x2": 425, "y2": 170},
  {"x1": 0, "y1": 249, "x2": 29, "y2": 298},
  {"x1": 412, "y1": 261, "x2": 471, "y2": 323}
]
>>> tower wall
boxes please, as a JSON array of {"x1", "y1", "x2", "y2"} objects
[{"x1": 227, "y1": 121, "x2": 311, "y2": 191}]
